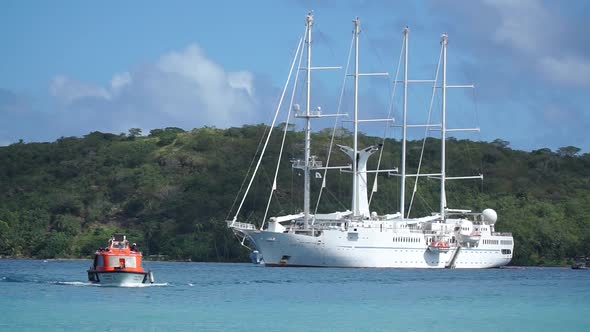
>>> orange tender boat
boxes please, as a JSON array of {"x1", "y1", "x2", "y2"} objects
[{"x1": 87, "y1": 234, "x2": 154, "y2": 286}]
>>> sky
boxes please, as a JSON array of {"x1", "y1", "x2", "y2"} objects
[{"x1": 1, "y1": 0, "x2": 589, "y2": 152}]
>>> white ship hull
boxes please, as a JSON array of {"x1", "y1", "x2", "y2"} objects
[
  {"x1": 88, "y1": 271, "x2": 149, "y2": 286},
  {"x1": 242, "y1": 228, "x2": 512, "y2": 269}
]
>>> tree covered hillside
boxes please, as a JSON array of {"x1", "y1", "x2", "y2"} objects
[{"x1": 0, "y1": 125, "x2": 588, "y2": 266}]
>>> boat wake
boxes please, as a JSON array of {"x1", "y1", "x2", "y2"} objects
[
  {"x1": 119, "y1": 282, "x2": 169, "y2": 288},
  {"x1": 54, "y1": 281, "x2": 169, "y2": 287}
]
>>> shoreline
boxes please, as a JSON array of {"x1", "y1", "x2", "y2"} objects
[{"x1": 0, "y1": 257, "x2": 578, "y2": 268}]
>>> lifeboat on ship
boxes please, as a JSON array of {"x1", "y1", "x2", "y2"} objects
[
  {"x1": 463, "y1": 231, "x2": 481, "y2": 242},
  {"x1": 87, "y1": 234, "x2": 154, "y2": 286},
  {"x1": 428, "y1": 240, "x2": 450, "y2": 253}
]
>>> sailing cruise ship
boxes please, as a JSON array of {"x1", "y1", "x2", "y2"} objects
[{"x1": 227, "y1": 13, "x2": 513, "y2": 268}]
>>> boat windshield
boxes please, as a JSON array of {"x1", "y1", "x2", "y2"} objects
[{"x1": 109, "y1": 240, "x2": 128, "y2": 249}]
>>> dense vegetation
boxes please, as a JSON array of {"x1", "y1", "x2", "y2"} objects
[{"x1": 0, "y1": 125, "x2": 588, "y2": 266}]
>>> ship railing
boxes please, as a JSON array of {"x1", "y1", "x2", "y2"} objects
[
  {"x1": 311, "y1": 221, "x2": 455, "y2": 234},
  {"x1": 491, "y1": 232, "x2": 512, "y2": 236},
  {"x1": 313, "y1": 223, "x2": 345, "y2": 229},
  {"x1": 292, "y1": 158, "x2": 323, "y2": 170},
  {"x1": 405, "y1": 229, "x2": 427, "y2": 233},
  {"x1": 314, "y1": 219, "x2": 346, "y2": 225},
  {"x1": 312, "y1": 222, "x2": 436, "y2": 234},
  {"x1": 418, "y1": 230, "x2": 438, "y2": 235},
  {"x1": 227, "y1": 221, "x2": 257, "y2": 230}
]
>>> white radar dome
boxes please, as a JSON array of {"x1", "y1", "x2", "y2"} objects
[{"x1": 482, "y1": 208, "x2": 497, "y2": 224}]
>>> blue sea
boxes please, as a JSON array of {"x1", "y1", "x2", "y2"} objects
[{"x1": 0, "y1": 259, "x2": 588, "y2": 331}]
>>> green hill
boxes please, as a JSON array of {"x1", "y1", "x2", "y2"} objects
[{"x1": 0, "y1": 125, "x2": 588, "y2": 266}]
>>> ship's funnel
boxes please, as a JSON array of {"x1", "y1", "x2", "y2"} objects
[{"x1": 337, "y1": 144, "x2": 379, "y2": 217}]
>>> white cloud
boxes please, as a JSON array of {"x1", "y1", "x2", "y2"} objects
[
  {"x1": 155, "y1": 44, "x2": 257, "y2": 120},
  {"x1": 158, "y1": 45, "x2": 224, "y2": 85},
  {"x1": 228, "y1": 71, "x2": 255, "y2": 97},
  {"x1": 50, "y1": 75, "x2": 111, "y2": 104},
  {"x1": 110, "y1": 72, "x2": 132, "y2": 92},
  {"x1": 48, "y1": 44, "x2": 262, "y2": 131}
]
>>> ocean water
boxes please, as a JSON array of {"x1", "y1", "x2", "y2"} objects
[{"x1": 0, "y1": 259, "x2": 588, "y2": 332}]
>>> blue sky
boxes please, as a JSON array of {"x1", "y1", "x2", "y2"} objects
[{"x1": 1, "y1": 0, "x2": 589, "y2": 152}]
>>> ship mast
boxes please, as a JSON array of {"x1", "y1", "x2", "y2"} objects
[
  {"x1": 400, "y1": 27, "x2": 409, "y2": 219},
  {"x1": 440, "y1": 33, "x2": 448, "y2": 220},
  {"x1": 295, "y1": 12, "x2": 342, "y2": 227},
  {"x1": 303, "y1": 12, "x2": 313, "y2": 228},
  {"x1": 352, "y1": 17, "x2": 360, "y2": 216},
  {"x1": 344, "y1": 18, "x2": 390, "y2": 217},
  {"x1": 437, "y1": 33, "x2": 481, "y2": 219}
]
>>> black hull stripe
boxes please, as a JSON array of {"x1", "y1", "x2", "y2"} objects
[{"x1": 87, "y1": 270, "x2": 148, "y2": 275}]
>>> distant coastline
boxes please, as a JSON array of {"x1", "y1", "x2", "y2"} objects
[{"x1": 0, "y1": 126, "x2": 588, "y2": 266}]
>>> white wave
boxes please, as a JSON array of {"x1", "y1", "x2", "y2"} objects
[
  {"x1": 116, "y1": 282, "x2": 169, "y2": 288},
  {"x1": 54, "y1": 281, "x2": 98, "y2": 286},
  {"x1": 54, "y1": 281, "x2": 169, "y2": 287}
]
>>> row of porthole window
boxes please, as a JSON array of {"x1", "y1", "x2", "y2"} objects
[
  {"x1": 335, "y1": 248, "x2": 508, "y2": 255},
  {"x1": 393, "y1": 237, "x2": 421, "y2": 243},
  {"x1": 393, "y1": 262, "x2": 491, "y2": 265},
  {"x1": 394, "y1": 262, "x2": 424, "y2": 264}
]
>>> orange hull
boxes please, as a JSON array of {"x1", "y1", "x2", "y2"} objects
[{"x1": 88, "y1": 234, "x2": 153, "y2": 285}]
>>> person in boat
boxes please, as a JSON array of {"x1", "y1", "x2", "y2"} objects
[{"x1": 130, "y1": 243, "x2": 137, "y2": 252}]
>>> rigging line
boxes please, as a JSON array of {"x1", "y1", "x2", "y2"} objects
[
  {"x1": 323, "y1": 186, "x2": 350, "y2": 212},
  {"x1": 472, "y1": 86, "x2": 485, "y2": 193},
  {"x1": 454, "y1": 83, "x2": 479, "y2": 181},
  {"x1": 232, "y1": 232, "x2": 252, "y2": 251},
  {"x1": 260, "y1": 163, "x2": 285, "y2": 214},
  {"x1": 361, "y1": 26, "x2": 391, "y2": 83},
  {"x1": 315, "y1": 23, "x2": 339, "y2": 68},
  {"x1": 417, "y1": 190, "x2": 434, "y2": 214},
  {"x1": 407, "y1": 43, "x2": 443, "y2": 218},
  {"x1": 471, "y1": 76, "x2": 482, "y2": 143},
  {"x1": 312, "y1": 32, "x2": 355, "y2": 217},
  {"x1": 291, "y1": 166, "x2": 295, "y2": 213},
  {"x1": 226, "y1": 118, "x2": 273, "y2": 221},
  {"x1": 262, "y1": 35, "x2": 306, "y2": 229},
  {"x1": 244, "y1": 210, "x2": 256, "y2": 224},
  {"x1": 231, "y1": 36, "x2": 304, "y2": 225},
  {"x1": 369, "y1": 31, "x2": 404, "y2": 206}
]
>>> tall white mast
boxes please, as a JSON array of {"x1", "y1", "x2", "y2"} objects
[
  {"x1": 400, "y1": 27, "x2": 409, "y2": 219},
  {"x1": 352, "y1": 17, "x2": 360, "y2": 216},
  {"x1": 293, "y1": 12, "x2": 343, "y2": 227},
  {"x1": 440, "y1": 33, "x2": 448, "y2": 220},
  {"x1": 303, "y1": 12, "x2": 313, "y2": 228},
  {"x1": 341, "y1": 18, "x2": 389, "y2": 218}
]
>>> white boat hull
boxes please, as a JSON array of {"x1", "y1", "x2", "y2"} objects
[
  {"x1": 242, "y1": 229, "x2": 512, "y2": 269},
  {"x1": 88, "y1": 271, "x2": 150, "y2": 286}
]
